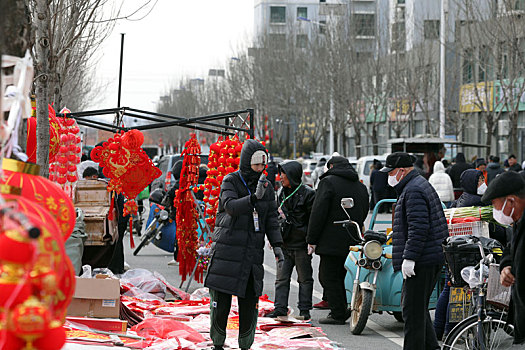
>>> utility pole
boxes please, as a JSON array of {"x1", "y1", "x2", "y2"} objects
[{"x1": 439, "y1": 0, "x2": 448, "y2": 138}]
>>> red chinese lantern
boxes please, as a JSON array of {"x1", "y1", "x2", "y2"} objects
[{"x1": 1, "y1": 159, "x2": 75, "y2": 240}]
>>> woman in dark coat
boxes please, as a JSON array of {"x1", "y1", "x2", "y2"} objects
[{"x1": 204, "y1": 139, "x2": 283, "y2": 350}]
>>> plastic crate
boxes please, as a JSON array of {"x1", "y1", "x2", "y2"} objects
[
  {"x1": 448, "y1": 221, "x2": 489, "y2": 237},
  {"x1": 486, "y1": 263, "x2": 511, "y2": 309}
]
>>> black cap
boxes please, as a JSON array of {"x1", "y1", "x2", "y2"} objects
[
  {"x1": 327, "y1": 156, "x2": 349, "y2": 168},
  {"x1": 481, "y1": 171, "x2": 525, "y2": 202},
  {"x1": 380, "y1": 152, "x2": 416, "y2": 172}
]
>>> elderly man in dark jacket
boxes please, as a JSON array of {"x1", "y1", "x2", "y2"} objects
[
  {"x1": 482, "y1": 171, "x2": 525, "y2": 346},
  {"x1": 307, "y1": 156, "x2": 368, "y2": 325},
  {"x1": 380, "y1": 152, "x2": 448, "y2": 350},
  {"x1": 266, "y1": 160, "x2": 315, "y2": 320},
  {"x1": 204, "y1": 139, "x2": 283, "y2": 350}
]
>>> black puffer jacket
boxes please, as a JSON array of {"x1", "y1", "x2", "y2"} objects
[
  {"x1": 277, "y1": 161, "x2": 315, "y2": 249},
  {"x1": 451, "y1": 169, "x2": 483, "y2": 208},
  {"x1": 486, "y1": 162, "x2": 504, "y2": 184},
  {"x1": 500, "y1": 209, "x2": 525, "y2": 344},
  {"x1": 204, "y1": 140, "x2": 282, "y2": 298},
  {"x1": 392, "y1": 170, "x2": 448, "y2": 271},
  {"x1": 306, "y1": 160, "x2": 369, "y2": 256},
  {"x1": 448, "y1": 153, "x2": 472, "y2": 189}
]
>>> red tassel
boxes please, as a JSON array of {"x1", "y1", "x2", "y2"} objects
[
  {"x1": 129, "y1": 217, "x2": 135, "y2": 249},
  {"x1": 108, "y1": 192, "x2": 115, "y2": 221}
]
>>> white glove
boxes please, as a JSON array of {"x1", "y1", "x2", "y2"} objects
[
  {"x1": 307, "y1": 244, "x2": 316, "y2": 255},
  {"x1": 255, "y1": 173, "x2": 268, "y2": 199},
  {"x1": 401, "y1": 259, "x2": 416, "y2": 279}
]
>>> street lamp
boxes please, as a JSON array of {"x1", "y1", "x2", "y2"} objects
[{"x1": 297, "y1": 16, "x2": 335, "y2": 155}]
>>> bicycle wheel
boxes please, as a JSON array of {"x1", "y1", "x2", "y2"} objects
[{"x1": 443, "y1": 311, "x2": 514, "y2": 350}]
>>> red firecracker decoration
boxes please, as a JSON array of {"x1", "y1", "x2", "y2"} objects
[
  {"x1": 91, "y1": 129, "x2": 162, "y2": 248},
  {"x1": 175, "y1": 135, "x2": 201, "y2": 282}
]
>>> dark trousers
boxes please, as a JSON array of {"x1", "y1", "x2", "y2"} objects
[
  {"x1": 209, "y1": 276, "x2": 258, "y2": 349},
  {"x1": 274, "y1": 248, "x2": 313, "y2": 313},
  {"x1": 402, "y1": 264, "x2": 441, "y2": 350},
  {"x1": 319, "y1": 254, "x2": 348, "y2": 320}
]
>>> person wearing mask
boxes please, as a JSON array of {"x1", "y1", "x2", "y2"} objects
[
  {"x1": 204, "y1": 139, "x2": 283, "y2": 350},
  {"x1": 380, "y1": 152, "x2": 448, "y2": 350},
  {"x1": 370, "y1": 160, "x2": 390, "y2": 213},
  {"x1": 487, "y1": 156, "x2": 504, "y2": 184},
  {"x1": 428, "y1": 161, "x2": 454, "y2": 207},
  {"x1": 481, "y1": 171, "x2": 525, "y2": 346},
  {"x1": 267, "y1": 160, "x2": 315, "y2": 320},
  {"x1": 448, "y1": 152, "x2": 472, "y2": 199},
  {"x1": 307, "y1": 156, "x2": 368, "y2": 325},
  {"x1": 476, "y1": 158, "x2": 488, "y2": 184},
  {"x1": 508, "y1": 154, "x2": 523, "y2": 172}
]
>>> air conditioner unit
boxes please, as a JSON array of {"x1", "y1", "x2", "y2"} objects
[
  {"x1": 498, "y1": 120, "x2": 510, "y2": 137},
  {"x1": 498, "y1": 139, "x2": 509, "y2": 153}
]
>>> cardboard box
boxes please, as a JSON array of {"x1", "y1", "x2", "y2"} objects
[
  {"x1": 66, "y1": 316, "x2": 127, "y2": 334},
  {"x1": 67, "y1": 276, "x2": 120, "y2": 318}
]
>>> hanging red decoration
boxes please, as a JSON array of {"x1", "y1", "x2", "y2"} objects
[
  {"x1": 1, "y1": 159, "x2": 76, "y2": 240},
  {"x1": 91, "y1": 129, "x2": 161, "y2": 245},
  {"x1": 175, "y1": 135, "x2": 201, "y2": 282}
]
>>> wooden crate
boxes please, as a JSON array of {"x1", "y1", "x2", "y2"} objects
[
  {"x1": 74, "y1": 180, "x2": 111, "y2": 206},
  {"x1": 78, "y1": 206, "x2": 117, "y2": 246}
]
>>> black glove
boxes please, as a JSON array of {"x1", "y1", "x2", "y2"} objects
[
  {"x1": 255, "y1": 173, "x2": 268, "y2": 199},
  {"x1": 273, "y1": 246, "x2": 285, "y2": 270}
]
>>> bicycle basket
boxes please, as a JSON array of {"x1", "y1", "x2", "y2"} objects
[
  {"x1": 486, "y1": 263, "x2": 511, "y2": 309},
  {"x1": 443, "y1": 235, "x2": 484, "y2": 287}
]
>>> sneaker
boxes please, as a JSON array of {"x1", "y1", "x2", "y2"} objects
[
  {"x1": 167, "y1": 259, "x2": 179, "y2": 266},
  {"x1": 266, "y1": 309, "x2": 287, "y2": 318},
  {"x1": 318, "y1": 313, "x2": 346, "y2": 325},
  {"x1": 299, "y1": 310, "x2": 311, "y2": 320},
  {"x1": 313, "y1": 300, "x2": 330, "y2": 309}
]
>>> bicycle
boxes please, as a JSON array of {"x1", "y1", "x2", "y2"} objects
[{"x1": 442, "y1": 236, "x2": 514, "y2": 350}]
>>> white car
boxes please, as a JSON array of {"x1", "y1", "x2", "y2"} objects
[
  {"x1": 301, "y1": 160, "x2": 317, "y2": 187},
  {"x1": 355, "y1": 155, "x2": 387, "y2": 192}
]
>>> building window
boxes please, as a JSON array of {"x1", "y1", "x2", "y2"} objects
[
  {"x1": 424, "y1": 20, "x2": 440, "y2": 40},
  {"x1": 479, "y1": 46, "x2": 491, "y2": 82},
  {"x1": 320, "y1": 0, "x2": 326, "y2": 3},
  {"x1": 269, "y1": 34, "x2": 286, "y2": 49},
  {"x1": 270, "y1": 6, "x2": 286, "y2": 24},
  {"x1": 463, "y1": 48, "x2": 474, "y2": 83},
  {"x1": 297, "y1": 7, "x2": 307, "y2": 19},
  {"x1": 296, "y1": 34, "x2": 308, "y2": 48},
  {"x1": 397, "y1": 0, "x2": 405, "y2": 4},
  {"x1": 392, "y1": 21, "x2": 406, "y2": 51},
  {"x1": 353, "y1": 14, "x2": 376, "y2": 36},
  {"x1": 319, "y1": 20, "x2": 327, "y2": 35}
]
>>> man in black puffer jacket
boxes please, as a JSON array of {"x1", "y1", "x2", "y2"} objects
[
  {"x1": 266, "y1": 160, "x2": 315, "y2": 320},
  {"x1": 448, "y1": 152, "x2": 471, "y2": 198},
  {"x1": 381, "y1": 152, "x2": 448, "y2": 350},
  {"x1": 307, "y1": 156, "x2": 368, "y2": 325},
  {"x1": 204, "y1": 139, "x2": 283, "y2": 350}
]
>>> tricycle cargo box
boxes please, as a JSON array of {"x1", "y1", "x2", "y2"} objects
[
  {"x1": 77, "y1": 206, "x2": 117, "y2": 246},
  {"x1": 74, "y1": 180, "x2": 111, "y2": 206}
]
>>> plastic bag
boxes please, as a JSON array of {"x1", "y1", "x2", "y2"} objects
[
  {"x1": 131, "y1": 318, "x2": 206, "y2": 344},
  {"x1": 190, "y1": 287, "x2": 210, "y2": 301},
  {"x1": 461, "y1": 265, "x2": 489, "y2": 289},
  {"x1": 121, "y1": 268, "x2": 167, "y2": 299}
]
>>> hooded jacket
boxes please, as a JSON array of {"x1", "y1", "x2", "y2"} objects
[
  {"x1": 428, "y1": 161, "x2": 454, "y2": 202},
  {"x1": 204, "y1": 139, "x2": 282, "y2": 298},
  {"x1": 486, "y1": 162, "x2": 504, "y2": 184},
  {"x1": 277, "y1": 161, "x2": 316, "y2": 249},
  {"x1": 448, "y1": 153, "x2": 472, "y2": 189},
  {"x1": 451, "y1": 169, "x2": 483, "y2": 208},
  {"x1": 392, "y1": 170, "x2": 448, "y2": 271},
  {"x1": 306, "y1": 159, "x2": 369, "y2": 256}
]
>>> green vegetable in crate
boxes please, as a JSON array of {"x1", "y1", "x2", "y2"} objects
[{"x1": 444, "y1": 206, "x2": 504, "y2": 226}]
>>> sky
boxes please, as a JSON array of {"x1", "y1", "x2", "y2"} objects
[{"x1": 88, "y1": 0, "x2": 254, "y2": 112}]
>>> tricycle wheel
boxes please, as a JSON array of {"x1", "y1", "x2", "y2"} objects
[
  {"x1": 392, "y1": 312, "x2": 404, "y2": 323},
  {"x1": 350, "y1": 287, "x2": 373, "y2": 335}
]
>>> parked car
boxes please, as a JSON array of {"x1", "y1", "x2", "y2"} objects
[
  {"x1": 301, "y1": 159, "x2": 317, "y2": 187},
  {"x1": 151, "y1": 153, "x2": 209, "y2": 192},
  {"x1": 355, "y1": 155, "x2": 387, "y2": 192}
]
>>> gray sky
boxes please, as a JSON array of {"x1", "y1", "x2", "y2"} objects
[{"x1": 89, "y1": 0, "x2": 253, "y2": 112}]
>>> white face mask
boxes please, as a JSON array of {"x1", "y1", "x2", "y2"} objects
[
  {"x1": 388, "y1": 169, "x2": 402, "y2": 187},
  {"x1": 477, "y1": 183, "x2": 487, "y2": 195},
  {"x1": 493, "y1": 198, "x2": 515, "y2": 226}
]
